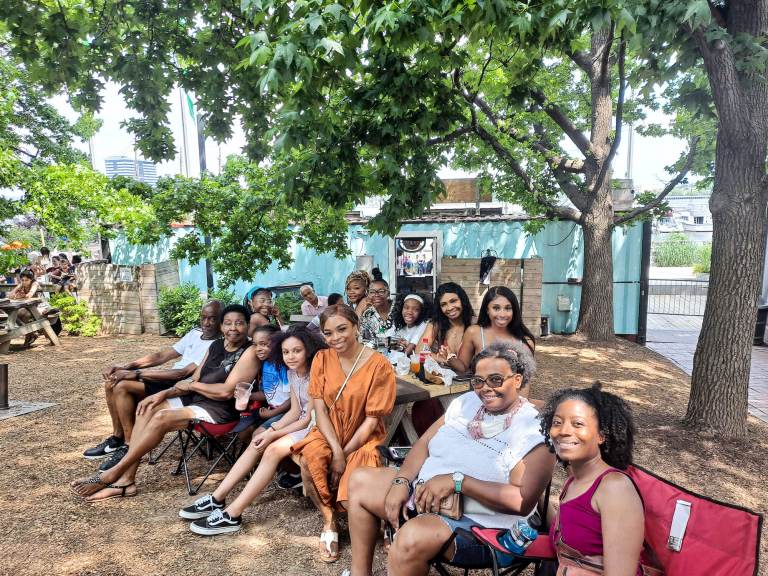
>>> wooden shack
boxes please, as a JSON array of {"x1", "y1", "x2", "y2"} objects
[
  {"x1": 77, "y1": 261, "x2": 180, "y2": 335},
  {"x1": 440, "y1": 257, "x2": 543, "y2": 337}
]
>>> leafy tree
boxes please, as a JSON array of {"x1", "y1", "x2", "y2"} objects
[
  {"x1": 0, "y1": 0, "x2": 699, "y2": 341},
  {"x1": 631, "y1": 0, "x2": 768, "y2": 438},
  {"x1": 140, "y1": 155, "x2": 351, "y2": 287}
]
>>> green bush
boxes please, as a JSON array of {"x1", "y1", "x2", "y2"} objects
[
  {"x1": 49, "y1": 294, "x2": 101, "y2": 336},
  {"x1": 693, "y1": 242, "x2": 712, "y2": 274},
  {"x1": 653, "y1": 233, "x2": 698, "y2": 267},
  {"x1": 208, "y1": 287, "x2": 238, "y2": 306},
  {"x1": 158, "y1": 283, "x2": 205, "y2": 336},
  {"x1": 275, "y1": 292, "x2": 303, "y2": 319}
]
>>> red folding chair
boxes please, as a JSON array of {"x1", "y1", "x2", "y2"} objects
[
  {"x1": 171, "y1": 419, "x2": 241, "y2": 495},
  {"x1": 441, "y1": 464, "x2": 763, "y2": 576}
]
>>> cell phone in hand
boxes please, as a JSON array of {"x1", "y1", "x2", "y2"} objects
[{"x1": 388, "y1": 446, "x2": 411, "y2": 461}]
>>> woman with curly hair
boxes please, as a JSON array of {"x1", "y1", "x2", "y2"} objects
[
  {"x1": 427, "y1": 282, "x2": 474, "y2": 372},
  {"x1": 539, "y1": 382, "x2": 644, "y2": 576}
]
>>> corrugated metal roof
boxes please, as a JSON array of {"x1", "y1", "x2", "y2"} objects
[{"x1": 345, "y1": 211, "x2": 533, "y2": 225}]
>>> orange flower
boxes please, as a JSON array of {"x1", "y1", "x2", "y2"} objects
[
  {"x1": 9, "y1": 240, "x2": 23, "y2": 249},
  {"x1": 1, "y1": 245, "x2": 11, "y2": 251}
]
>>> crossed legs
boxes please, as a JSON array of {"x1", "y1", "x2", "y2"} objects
[
  {"x1": 104, "y1": 379, "x2": 147, "y2": 442},
  {"x1": 71, "y1": 401, "x2": 194, "y2": 501}
]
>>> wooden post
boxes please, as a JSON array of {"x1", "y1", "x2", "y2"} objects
[{"x1": 0, "y1": 364, "x2": 9, "y2": 410}]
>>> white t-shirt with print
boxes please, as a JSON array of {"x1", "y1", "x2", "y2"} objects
[{"x1": 172, "y1": 328, "x2": 217, "y2": 370}]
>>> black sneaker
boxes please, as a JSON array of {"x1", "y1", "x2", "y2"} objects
[
  {"x1": 189, "y1": 509, "x2": 242, "y2": 535},
  {"x1": 83, "y1": 435, "x2": 124, "y2": 460},
  {"x1": 98, "y1": 444, "x2": 129, "y2": 471},
  {"x1": 179, "y1": 494, "x2": 225, "y2": 520},
  {"x1": 276, "y1": 470, "x2": 302, "y2": 490}
]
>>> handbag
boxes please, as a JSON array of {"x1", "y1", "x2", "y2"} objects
[{"x1": 308, "y1": 346, "x2": 366, "y2": 428}]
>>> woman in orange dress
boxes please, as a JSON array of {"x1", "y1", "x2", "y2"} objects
[{"x1": 292, "y1": 303, "x2": 396, "y2": 563}]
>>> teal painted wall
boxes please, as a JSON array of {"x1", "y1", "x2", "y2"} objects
[{"x1": 110, "y1": 220, "x2": 642, "y2": 335}]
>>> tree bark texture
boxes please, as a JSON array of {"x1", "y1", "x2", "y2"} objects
[
  {"x1": 574, "y1": 27, "x2": 617, "y2": 341},
  {"x1": 687, "y1": 0, "x2": 768, "y2": 438}
]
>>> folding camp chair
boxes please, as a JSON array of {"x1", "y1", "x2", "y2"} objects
[
  {"x1": 171, "y1": 419, "x2": 242, "y2": 495},
  {"x1": 430, "y1": 464, "x2": 763, "y2": 576}
]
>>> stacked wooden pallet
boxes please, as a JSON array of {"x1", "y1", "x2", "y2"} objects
[
  {"x1": 439, "y1": 257, "x2": 543, "y2": 337},
  {"x1": 78, "y1": 261, "x2": 179, "y2": 335}
]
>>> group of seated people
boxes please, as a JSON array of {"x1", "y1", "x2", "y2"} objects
[{"x1": 70, "y1": 269, "x2": 645, "y2": 576}]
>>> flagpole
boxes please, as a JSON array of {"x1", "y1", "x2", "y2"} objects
[{"x1": 178, "y1": 87, "x2": 190, "y2": 176}]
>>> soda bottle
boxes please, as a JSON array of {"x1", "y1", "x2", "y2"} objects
[
  {"x1": 418, "y1": 337, "x2": 431, "y2": 363},
  {"x1": 497, "y1": 519, "x2": 538, "y2": 555}
]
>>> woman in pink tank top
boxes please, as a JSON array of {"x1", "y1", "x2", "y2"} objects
[{"x1": 539, "y1": 382, "x2": 644, "y2": 576}]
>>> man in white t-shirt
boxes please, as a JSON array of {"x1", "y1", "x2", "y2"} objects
[
  {"x1": 82, "y1": 300, "x2": 223, "y2": 470},
  {"x1": 299, "y1": 284, "x2": 328, "y2": 316}
]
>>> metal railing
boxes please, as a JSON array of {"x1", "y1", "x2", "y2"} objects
[{"x1": 647, "y1": 279, "x2": 708, "y2": 316}]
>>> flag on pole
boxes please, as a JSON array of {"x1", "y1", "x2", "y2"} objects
[{"x1": 186, "y1": 93, "x2": 195, "y2": 119}]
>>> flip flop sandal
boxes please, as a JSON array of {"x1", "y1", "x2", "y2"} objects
[
  {"x1": 319, "y1": 530, "x2": 339, "y2": 563},
  {"x1": 70, "y1": 474, "x2": 107, "y2": 496},
  {"x1": 86, "y1": 482, "x2": 137, "y2": 502}
]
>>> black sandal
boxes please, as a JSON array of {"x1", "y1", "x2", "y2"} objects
[
  {"x1": 87, "y1": 482, "x2": 137, "y2": 502},
  {"x1": 70, "y1": 474, "x2": 108, "y2": 496}
]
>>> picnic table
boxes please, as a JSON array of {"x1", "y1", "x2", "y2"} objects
[
  {"x1": 0, "y1": 282, "x2": 59, "y2": 296},
  {"x1": 0, "y1": 298, "x2": 60, "y2": 353},
  {"x1": 384, "y1": 371, "x2": 470, "y2": 445}
]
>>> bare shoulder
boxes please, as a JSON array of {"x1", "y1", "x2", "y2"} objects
[
  {"x1": 596, "y1": 471, "x2": 640, "y2": 502},
  {"x1": 464, "y1": 324, "x2": 480, "y2": 338}
]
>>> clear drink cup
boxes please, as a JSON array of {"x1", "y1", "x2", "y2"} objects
[{"x1": 235, "y1": 381, "x2": 253, "y2": 411}]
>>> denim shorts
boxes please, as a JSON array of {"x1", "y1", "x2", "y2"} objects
[{"x1": 434, "y1": 514, "x2": 516, "y2": 568}]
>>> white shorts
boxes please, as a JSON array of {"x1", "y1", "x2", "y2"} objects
[{"x1": 166, "y1": 397, "x2": 216, "y2": 424}]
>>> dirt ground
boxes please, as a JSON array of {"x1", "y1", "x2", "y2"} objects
[{"x1": 1, "y1": 334, "x2": 765, "y2": 576}]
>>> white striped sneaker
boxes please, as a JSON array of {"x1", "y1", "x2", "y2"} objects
[{"x1": 190, "y1": 509, "x2": 242, "y2": 536}]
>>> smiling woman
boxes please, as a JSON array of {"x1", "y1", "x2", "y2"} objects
[{"x1": 345, "y1": 341, "x2": 554, "y2": 576}]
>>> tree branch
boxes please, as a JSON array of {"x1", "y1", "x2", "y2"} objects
[
  {"x1": 614, "y1": 136, "x2": 700, "y2": 225},
  {"x1": 471, "y1": 40, "x2": 494, "y2": 102},
  {"x1": 530, "y1": 89, "x2": 594, "y2": 157},
  {"x1": 566, "y1": 49, "x2": 592, "y2": 76},
  {"x1": 542, "y1": 202, "x2": 583, "y2": 223},
  {"x1": 426, "y1": 126, "x2": 472, "y2": 146},
  {"x1": 592, "y1": 33, "x2": 627, "y2": 198}
]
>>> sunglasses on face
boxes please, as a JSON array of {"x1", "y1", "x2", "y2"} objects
[{"x1": 470, "y1": 373, "x2": 519, "y2": 389}]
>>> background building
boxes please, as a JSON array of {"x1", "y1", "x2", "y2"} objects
[{"x1": 104, "y1": 156, "x2": 159, "y2": 186}]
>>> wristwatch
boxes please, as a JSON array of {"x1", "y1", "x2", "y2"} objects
[
  {"x1": 452, "y1": 471, "x2": 465, "y2": 493},
  {"x1": 391, "y1": 476, "x2": 410, "y2": 487}
]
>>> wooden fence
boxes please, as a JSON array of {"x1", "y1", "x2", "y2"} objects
[
  {"x1": 440, "y1": 257, "x2": 543, "y2": 337},
  {"x1": 77, "y1": 261, "x2": 179, "y2": 335}
]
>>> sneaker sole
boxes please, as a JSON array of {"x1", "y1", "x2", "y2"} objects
[
  {"x1": 189, "y1": 522, "x2": 242, "y2": 536},
  {"x1": 83, "y1": 453, "x2": 109, "y2": 460},
  {"x1": 179, "y1": 508, "x2": 219, "y2": 520}
]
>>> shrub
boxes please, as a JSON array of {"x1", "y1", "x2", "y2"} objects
[
  {"x1": 49, "y1": 294, "x2": 101, "y2": 336},
  {"x1": 275, "y1": 292, "x2": 303, "y2": 319},
  {"x1": 158, "y1": 283, "x2": 205, "y2": 336},
  {"x1": 208, "y1": 287, "x2": 238, "y2": 306},
  {"x1": 653, "y1": 233, "x2": 697, "y2": 267},
  {"x1": 693, "y1": 242, "x2": 712, "y2": 274}
]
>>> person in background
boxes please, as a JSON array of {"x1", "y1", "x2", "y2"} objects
[
  {"x1": 84, "y1": 301, "x2": 222, "y2": 471},
  {"x1": 246, "y1": 286, "x2": 283, "y2": 335},
  {"x1": 327, "y1": 293, "x2": 343, "y2": 306},
  {"x1": 39, "y1": 246, "x2": 52, "y2": 270},
  {"x1": 71, "y1": 304, "x2": 259, "y2": 502},
  {"x1": 388, "y1": 293, "x2": 432, "y2": 356},
  {"x1": 300, "y1": 284, "x2": 329, "y2": 316},
  {"x1": 345, "y1": 342, "x2": 554, "y2": 576},
  {"x1": 344, "y1": 270, "x2": 372, "y2": 315},
  {"x1": 180, "y1": 326, "x2": 328, "y2": 535},
  {"x1": 539, "y1": 383, "x2": 644, "y2": 576},
  {"x1": 291, "y1": 304, "x2": 396, "y2": 563},
  {"x1": 358, "y1": 268, "x2": 392, "y2": 345},
  {"x1": 456, "y1": 286, "x2": 536, "y2": 395}
]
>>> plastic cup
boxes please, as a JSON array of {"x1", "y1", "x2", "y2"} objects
[
  {"x1": 396, "y1": 356, "x2": 411, "y2": 376},
  {"x1": 235, "y1": 382, "x2": 253, "y2": 411},
  {"x1": 410, "y1": 358, "x2": 421, "y2": 374}
]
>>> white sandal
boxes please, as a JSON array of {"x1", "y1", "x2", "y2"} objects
[{"x1": 319, "y1": 530, "x2": 339, "y2": 563}]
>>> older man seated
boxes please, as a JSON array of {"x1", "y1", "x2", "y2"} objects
[
  {"x1": 71, "y1": 304, "x2": 261, "y2": 502},
  {"x1": 300, "y1": 284, "x2": 329, "y2": 316},
  {"x1": 82, "y1": 300, "x2": 222, "y2": 471}
]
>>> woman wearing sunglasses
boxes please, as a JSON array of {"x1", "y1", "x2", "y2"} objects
[{"x1": 344, "y1": 342, "x2": 555, "y2": 576}]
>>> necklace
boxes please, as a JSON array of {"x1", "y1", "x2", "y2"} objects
[{"x1": 467, "y1": 396, "x2": 527, "y2": 439}]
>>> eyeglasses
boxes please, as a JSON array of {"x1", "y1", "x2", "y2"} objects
[
  {"x1": 470, "y1": 374, "x2": 517, "y2": 389},
  {"x1": 369, "y1": 289, "x2": 389, "y2": 296}
]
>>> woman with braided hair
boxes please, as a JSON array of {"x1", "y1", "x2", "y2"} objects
[
  {"x1": 344, "y1": 270, "x2": 372, "y2": 315},
  {"x1": 539, "y1": 382, "x2": 644, "y2": 576}
]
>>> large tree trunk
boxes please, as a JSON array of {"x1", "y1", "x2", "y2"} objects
[
  {"x1": 686, "y1": 134, "x2": 767, "y2": 437},
  {"x1": 577, "y1": 188, "x2": 615, "y2": 341},
  {"x1": 686, "y1": 1, "x2": 768, "y2": 438}
]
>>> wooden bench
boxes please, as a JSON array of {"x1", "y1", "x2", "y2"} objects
[{"x1": 0, "y1": 299, "x2": 60, "y2": 353}]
